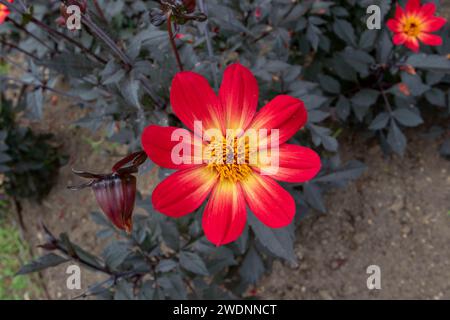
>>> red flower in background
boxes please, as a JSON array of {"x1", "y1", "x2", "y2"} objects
[
  {"x1": 0, "y1": 0, "x2": 13, "y2": 24},
  {"x1": 387, "y1": 0, "x2": 447, "y2": 52},
  {"x1": 142, "y1": 63, "x2": 321, "y2": 246}
]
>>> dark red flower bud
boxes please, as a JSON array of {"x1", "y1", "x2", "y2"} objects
[
  {"x1": 68, "y1": 151, "x2": 147, "y2": 234},
  {"x1": 92, "y1": 174, "x2": 136, "y2": 233}
]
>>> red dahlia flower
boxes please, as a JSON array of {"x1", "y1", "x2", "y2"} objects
[
  {"x1": 387, "y1": 0, "x2": 447, "y2": 52},
  {"x1": 142, "y1": 63, "x2": 321, "y2": 246},
  {"x1": 0, "y1": 0, "x2": 13, "y2": 24}
]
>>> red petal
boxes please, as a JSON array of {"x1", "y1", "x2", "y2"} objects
[
  {"x1": 394, "y1": 5, "x2": 405, "y2": 21},
  {"x1": 202, "y1": 181, "x2": 247, "y2": 246},
  {"x1": 248, "y1": 95, "x2": 307, "y2": 147},
  {"x1": 152, "y1": 166, "x2": 217, "y2": 217},
  {"x1": 170, "y1": 71, "x2": 224, "y2": 134},
  {"x1": 253, "y1": 144, "x2": 321, "y2": 183},
  {"x1": 393, "y1": 33, "x2": 408, "y2": 45},
  {"x1": 421, "y1": 17, "x2": 447, "y2": 33},
  {"x1": 219, "y1": 63, "x2": 258, "y2": 132},
  {"x1": 420, "y1": 3, "x2": 436, "y2": 17},
  {"x1": 92, "y1": 175, "x2": 136, "y2": 232},
  {"x1": 387, "y1": 19, "x2": 402, "y2": 33},
  {"x1": 241, "y1": 173, "x2": 295, "y2": 228},
  {"x1": 418, "y1": 33, "x2": 443, "y2": 46},
  {"x1": 404, "y1": 37, "x2": 420, "y2": 52},
  {"x1": 141, "y1": 125, "x2": 203, "y2": 169},
  {"x1": 406, "y1": 0, "x2": 420, "y2": 13}
]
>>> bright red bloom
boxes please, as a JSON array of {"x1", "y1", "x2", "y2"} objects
[
  {"x1": 142, "y1": 63, "x2": 321, "y2": 246},
  {"x1": 0, "y1": 0, "x2": 13, "y2": 24},
  {"x1": 386, "y1": 0, "x2": 447, "y2": 52}
]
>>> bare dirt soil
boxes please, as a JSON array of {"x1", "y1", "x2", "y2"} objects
[{"x1": 260, "y1": 133, "x2": 450, "y2": 300}]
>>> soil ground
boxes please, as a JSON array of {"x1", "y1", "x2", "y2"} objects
[{"x1": 260, "y1": 133, "x2": 450, "y2": 300}]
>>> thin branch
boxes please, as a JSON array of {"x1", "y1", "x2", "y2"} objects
[
  {"x1": 0, "y1": 39, "x2": 39, "y2": 60},
  {"x1": 0, "y1": 76, "x2": 86, "y2": 101},
  {"x1": 92, "y1": 0, "x2": 108, "y2": 24},
  {"x1": 6, "y1": 17, "x2": 54, "y2": 51},
  {"x1": 82, "y1": 14, "x2": 132, "y2": 68},
  {"x1": 166, "y1": 14, "x2": 184, "y2": 71},
  {"x1": 378, "y1": 84, "x2": 393, "y2": 114},
  {"x1": 0, "y1": 0, "x2": 107, "y2": 64},
  {"x1": 198, "y1": 0, "x2": 218, "y2": 90}
]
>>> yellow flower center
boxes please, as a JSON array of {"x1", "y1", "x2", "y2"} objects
[
  {"x1": 403, "y1": 17, "x2": 422, "y2": 37},
  {"x1": 204, "y1": 136, "x2": 253, "y2": 182}
]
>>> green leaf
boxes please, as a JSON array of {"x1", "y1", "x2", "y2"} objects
[
  {"x1": 318, "y1": 74, "x2": 341, "y2": 94},
  {"x1": 333, "y1": 19, "x2": 356, "y2": 46},
  {"x1": 425, "y1": 88, "x2": 446, "y2": 107},
  {"x1": 26, "y1": 88, "x2": 43, "y2": 119},
  {"x1": 406, "y1": 54, "x2": 450, "y2": 72},
  {"x1": 387, "y1": 120, "x2": 407, "y2": 156},
  {"x1": 156, "y1": 259, "x2": 178, "y2": 273},
  {"x1": 351, "y1": 89, "x2": 379, "y2": 121},
  {"x1": 369, "y1": 112, "x2": 391, "y2": 130},
  {"x1": 239, "y1": 246, "x2": 265, "y2": 284},
  {"x1": 17, "y1": 253, "x2": 68, "y2": 275},
  {"x1": 393, "y1": 108, "x2": 423, "y2": 127},
  {"x1": 179, "y1": 251, "x2": 209, "y2": 276},
  {"x1": 340, "y1": 47, "x2": 375, "y2": 76},
  {"x1": 303, "y1": 182, "x2": 326, "y2": 213},
  {"x1": 103, "y1": 242, "x2": 130, "y2": 269},
  {"x1": 248, "y1": 212, "x2": 296, "y2": 263},
  {"x1": 359, "y1": 29, "x2": 377, "y2": 50},
  {"x1": 315, "y1": 160, "x2": 367, "y2": 183},
  {"x1": 336, "y1": 95, "x2": 350, "y2": 121}
]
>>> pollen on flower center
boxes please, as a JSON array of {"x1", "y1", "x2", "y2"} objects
[
  {"x1": 403, "y1": 18, "x2": 421, "y2": 37},
  {"x1": 204, "y1": 136, "x2": 253, "y2": 182}
]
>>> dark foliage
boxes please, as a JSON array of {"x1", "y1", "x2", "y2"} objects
[{"x1": 0, "y1": 96, "x2": 67, "y2": 201}]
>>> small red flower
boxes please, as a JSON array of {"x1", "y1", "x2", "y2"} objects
[
  {"x1": 142, "y1": 63, "x2": 321, "y2": 246},
  {"x1": 0, "y1": 0, "x2": 13, "y2": 24},
  {"x1": 387, "y1": 0, "x2": 447, "y2": 52}
]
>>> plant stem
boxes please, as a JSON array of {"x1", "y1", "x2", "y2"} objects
[
  {"x1": 0, "y1": 0, "x2": 107, "y2": 64},
  {"x1": 80, "y1": 13, "x2": 162, "y2": 109},
  {"x1": 6, "y1": 17, "x2": 54, "y2": 51},
  {"x1": 166, "y1": 14, "x2": 184, "y2": 71},
  {"x1": 82, "y1": 14, "x2": 132, "y2": 68},
  {"x1": 378, "y1": 84, "x2": 393, "y2": 114},
  {"x1": 0, "y1": 76, "x2": 85, "y2": 100},
  {"x1": 198, "y1": 0, "x2": 218, "y2": 90},
  {"x1": 92, "y1": 0, "x2": 108, "y2": 24},
  {"x1": 0, "y1": 39, "x2": 39, "y2": 60}
]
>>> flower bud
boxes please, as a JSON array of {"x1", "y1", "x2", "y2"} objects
[
  {"x1": 68, "y1": 151, "x2": 147, "y2": 234},
  {"x1": 92, "y1": 174, "x2": 136, "y2": 233}
]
